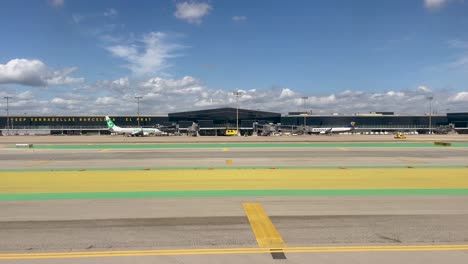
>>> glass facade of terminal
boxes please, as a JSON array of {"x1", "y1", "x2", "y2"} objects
[
  {"x1": 0, "y1": 116, "x2": 168, "y2": 129},
  {"x1": 281, "y1": 115, "x2": 449, "y2": 129},
  {"x1": 168, "y1": 108, "x2": 281, "y2": 127}
]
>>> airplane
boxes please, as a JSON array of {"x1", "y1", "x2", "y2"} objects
[
  {"x1": 105, "y1": 116, "x2": 163, "y2": 136},
  {"x1": 308, "y1": 121, "x2": 356, "y2": 135}
]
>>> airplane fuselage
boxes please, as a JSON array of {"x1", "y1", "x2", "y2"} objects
[{"x1": 110, "y1": 127, "x2": 162, "y2": 136}]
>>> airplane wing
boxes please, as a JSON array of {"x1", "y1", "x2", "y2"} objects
[
  {"x1": 131, "y1": 129, "x2": 144, "y2": 136},
  {"x1": 320, "y1": 128, "x2": 333, "y2": 134}
]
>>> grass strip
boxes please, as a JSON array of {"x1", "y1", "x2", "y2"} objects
[{"x1": 1, "y1": 189, "x2": 468, "y2": 201}]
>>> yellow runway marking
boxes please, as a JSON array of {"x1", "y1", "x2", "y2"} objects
[
  {"x1": 243, "y1": 203, "x2": 286, "y2": 248},
  {"x1": 223, "y1": 148, "x2": 229, "y2": 151},
  {"x1": 2, "y1": 168, "x2": 468, "y2": 194},
  {"x1": 1, "y1": 245, "x2": 468, "y2": 259},
  {"x1": 225, "y1": 160, "x2": 233, "y2": 166}
]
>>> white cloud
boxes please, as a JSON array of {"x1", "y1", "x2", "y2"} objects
[
  {"x1": 141, "y1": 76, "x2": 203, "y2": 94},
  {"x1": 424, "y1": 0, "x2": 449, "y2": 10},
  {"x1": 448, "y1": 92, "x2": 468, "y2": 102},
  {"x1": 113, "y1": 77, "x2": 129, "y2": 86},
  {"x1": 2, "y1": 75, "x2": 466, "y2": 115},
  {"x1": 95, "y1": 96, "x2": 119, "y2": 105},
  {"x1": 174, "y1": 2, "x2": 212, "y2": 24},
  {"x1": 16, "y1": 91, "x2": 35, "y2": 100},
  {"x1": 386, "y1": 91, "x2": 405, "y2": 97},
  {"x1": 418, "y1": 85, "x2": 432, "y2": 92},
  {"x1": 0, "y1": 59, "x2": 84, "y2": 86},
  {"x1": 232, "y1": 16, "x2": 247, "y2": 22},
  {"x1": 279, "y1": 88, "x2": 295, "y2": 98},
  {"x1": 48, "y1": 0, "x2": 64, "y2": 8},
  {"x1": 98, "y1": 77, "x2": 130, "y2": 94},
  {"x1": 106, "y1": 32, "x2": 182, "y2": 76},
  {"x1": 46, "y1": 67, "x2": 85, "y2": 86},
  {"x1": 0, "y1": 59, "x2": 46, "y2": 86}
]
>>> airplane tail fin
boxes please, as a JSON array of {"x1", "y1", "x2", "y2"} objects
[
  {"x1": 349, "y1": 121, "x2": 356, "y2": 129},
  {"x1": 105, "y1": 116, "x2": 117, "y2": 129}
]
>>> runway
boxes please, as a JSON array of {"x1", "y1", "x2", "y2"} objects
[
  {"x1": 1, "y1": 146, "x2": 468, "y2": 169},
  {"x1": 1, "y1": 140, "x2": 468, "y2": 263}
]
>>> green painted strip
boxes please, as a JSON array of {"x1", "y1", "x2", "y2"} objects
[
  {"x1": 1, "y1": 165, "x2": 467, "y2": 172},
  {"x1": 1, "y1": 189, "x2": 468, "y2": 201},
  {"x1": 6, "y1": 142, "x2": 468, "y2": 149}
]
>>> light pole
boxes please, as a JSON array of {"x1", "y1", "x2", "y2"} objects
[
  {"x1": 233, "y1": 91, "x2": 243, "y2": 136},
  {"x1": 135, "y1": 96, "x2": 142, "y2": 127},
  {"x1": 427, "y1": 96, "x2": 433, "y2": 135},
  {"x1": 4, "y1": 96, "x2": 11, "y2": 136},
  {"x1": 301, "y1": 96, "x2": 308, "y2": 127}
]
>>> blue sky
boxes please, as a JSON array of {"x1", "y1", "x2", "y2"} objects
[{"x1": 1, "y1": 0, "x2": 468, "y2": 115}]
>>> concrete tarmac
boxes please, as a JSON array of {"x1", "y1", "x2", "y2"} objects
[
  {"x1": 1, "y1": 147, "x2": 467, "y2": 169},
  {"x1": 1, "y1": 140, "x2": 468, "y2": 263},
  {"x1": 1, "y1": 196, "x2": 468, "y2": 252},
  {"x1": 3, "y1": 251, "x2": 468, "y2": 264},
  {"x1": 1, "y1": 134, "x2": 468, "y2": 146}
]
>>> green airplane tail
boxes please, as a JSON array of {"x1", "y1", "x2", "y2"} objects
[{"x1": 105, "y1": 116, "x2": 115, "y2": 129}]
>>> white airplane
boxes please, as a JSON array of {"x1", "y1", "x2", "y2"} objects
[
  {"x1": 309, "y1": 121, "x2": 356, "y2": 135},
  {"x1": 105, "y1": 116, "x2": 162, "y2": 136}
]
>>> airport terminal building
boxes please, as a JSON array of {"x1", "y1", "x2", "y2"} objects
[{"x1": 1, "y1": 108, "x2": 467, "y2": 135}]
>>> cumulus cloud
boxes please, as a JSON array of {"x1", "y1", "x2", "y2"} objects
[
  {"x1": 51, "y1": 97, "x2": 81, "y2": 109},
  {"x1": 418, "y1": 85, "x2": 432, "y2": 93},
  {"x1": 79, "y1": 78, "x2": 466, "y2": 115},
  {"x1": 0, "y1": 59, "x2": 84, "y2": 86},
  {"x1": 97, "y1": 77, "x2": 130, "y2": 94},
  {"x1": 449, "y1": 92, "x2": 468, "y2": 102},
  {"x1": 174, "y1": 2, "x2": 212, "y2": 24},
  {"x1": 141, "y1": 76, "x2": 203, "y2": 94},
  {"x1": 2, "y1": 75, "x2": 467, "y2": 115},
  {"x1": 106, "y1": 32, "x2": 182, "y2": 76},
  {"x1": 424, "y1": 0, "x2": 450, "y2": 10},
  {"x1": 48, "y1": 0, "x2": 64, "y2": 8},
  {"x1": 279, "y1": 88, "x2": 296, "y2": 98}
]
